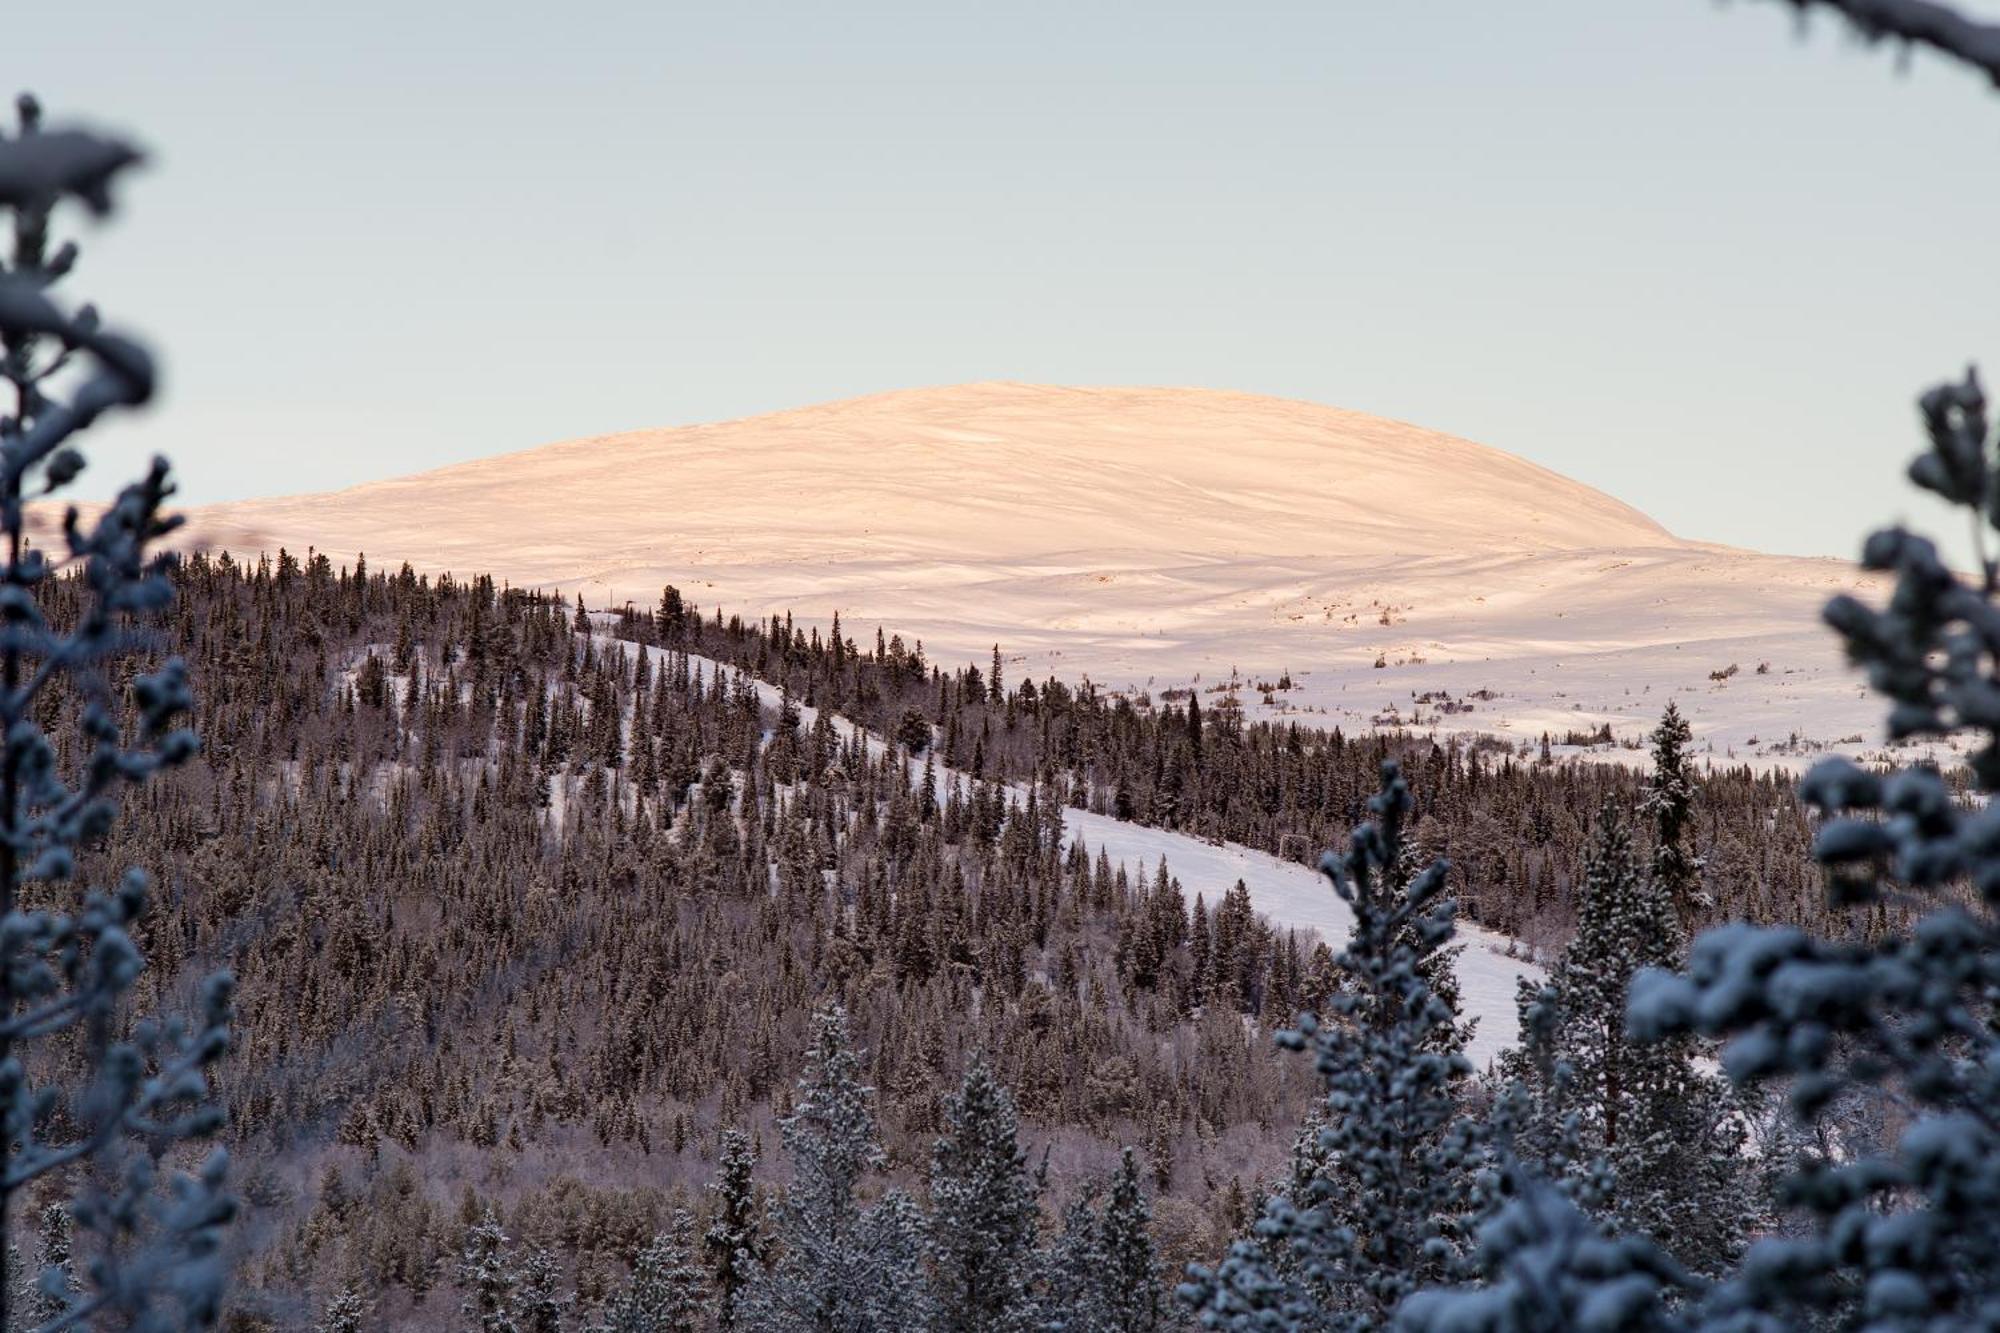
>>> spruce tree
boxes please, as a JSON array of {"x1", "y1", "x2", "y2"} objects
[
  {"x1": 606, "y1": 1210, "x2": 706, "y2": 1333},
  {"x1": 1619, "y1": 363, "x2": 2000, "y2": 1325},
  {"x1": 518, "y1": 1247, "x2": 572, "y2": 1333},
  {"x1": 1394, "y1": 831, "x2": 1475, "y2": 1056},
  {"x1": 742, "y1": 1006, "x2": 887, "y2": 1333},
  {"x1": 1502, "y1": 808, "x2": 1750, "y2": 1277},
  {"x1": 1405, "y1": 349, "x2": 2000, "y2": 1325},
  {"x1": 857, "y1": 1192, "x2": 936, "y2": 1332},
  {"x1": 29, "y1": 1202, "x2": 72, "y2": 1326},
  {"x1": 1641, "y1": 703, "x2": 1701, "y2": 926},
  {"x1": 1098, "y1": 1149, "x2": 1162, "y2": 1333},
  {"x1": 1181, "y1": 762, "x2": 1486, "y2": 1330},
  {"x1": 457, "y1": 1209, "x2": 522, "y2": 1333},
  {"x1": 315, "y1": 1287, "x2": 368, "y2": 1333},
  {"x1": 1041, "y1": 1191, "x2": 1109, "y2": 1333},
  {"x1": 928, "y1": 1055, "x2": 1041, "y2": 1333},
  {"x1": 705, "y1": 1128, "x2": 764, "y2": 1330}
]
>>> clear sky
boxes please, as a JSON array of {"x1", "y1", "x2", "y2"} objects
[{"x1": 19, "y1": 1, "x2": 2000, "y2": 559}]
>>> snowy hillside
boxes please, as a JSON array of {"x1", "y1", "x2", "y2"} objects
[
  {"x1": 183, "y1": 382, "x2": 1885, "y2": 767},
  {"x1": 642, "y1": 638, "x2": 1540, "y2": 1070}
]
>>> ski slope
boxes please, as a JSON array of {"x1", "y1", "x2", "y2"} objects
[
  {"x1": 628, "y1": 637, "x2": 1540, "y2": 1071},
  {"x1": 182, "y1": 383, "x2": 1888, "y2": 771}
]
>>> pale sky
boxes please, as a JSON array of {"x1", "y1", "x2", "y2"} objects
[{"x1": 20, "y1": 1, "x2": 2000, "y2": 559}]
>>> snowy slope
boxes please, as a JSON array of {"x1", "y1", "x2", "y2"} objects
[
  {"x1": 1057, "y1": 800, "x2": 1537, "y2": 1072},
  {"x1": 635, "y1": 638, "x2": 1540, "y2": 1071},
  {"x1": 182, "y1": 383, "x2": 1886, "y2": 768}
]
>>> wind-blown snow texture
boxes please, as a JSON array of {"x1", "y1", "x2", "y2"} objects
[{"x1": 188, "y1": 383, "x2": 1888, "y2": 770}]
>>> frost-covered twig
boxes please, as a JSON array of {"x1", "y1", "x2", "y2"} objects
[{"x1": 0, "y1": 93, "x2": 232, "y2": 1333}]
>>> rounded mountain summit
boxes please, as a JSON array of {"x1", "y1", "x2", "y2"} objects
[
  {"x1": 196, "y1": 382, "x2": 1674, "y2": 574},
  {"x1": 189, "y1": 382, "x2": 1869, "y2": 762}
]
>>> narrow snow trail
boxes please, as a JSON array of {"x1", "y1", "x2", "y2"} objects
[
  {"x1": 1057, "y1": 803, "x2": 1538, "y2": 1070},
  {"x1": 614, "y1": 637, "x2": 1541, "y2": 1069}
]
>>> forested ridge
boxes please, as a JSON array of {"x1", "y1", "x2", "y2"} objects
[
  {"x1": 62, "y1": 550, "x2": 1297, "y2": 1326},
  {"x1": 5, "y1": 546, "x2": 1828, "y2": 1329},
  {"x1": 605, "y1": 596, "x2": 1840, "y2": 952}
]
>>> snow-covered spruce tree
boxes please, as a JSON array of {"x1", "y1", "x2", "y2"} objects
[
  {"x1": 704, "y1": 1127, "x2": 764, "y2": 1331},
  {"x1": 29, "y1": 1200, "x2": 71, "y2": 1325},
  {"x1": 855, "y1": 1190, "x2": 935, "y2": 1332},
  {"x1": 458, "y1": 1208, "x2": 521, "y2": 1333},
  {"x1": 313, "y1": 1286, "x2": 367, "y2": 1333},
  {"x1": 1039, "y1": 1149, "x2": 1162, "y2": 1333},
  {"x1": 1485, "y1": 985, "x2": 1610, "y2": 1223},
  {"x1": 604, "y1": 1209, "x2": 707, "y2": 1333},
  {"x1": 517, "y1": 1246, "x2": 572, "y2": 1333},
  {"x1": 1404, "y1": 369, "x2": 2000, "y2": 1330},
  {"x1": 1621, "y1": 366, "x2": 2000, "y2": 1327},
  {"x1": 929, "y1": 1055, "x2": 1042, "y2": 1333},
  {"x1": 1394, "y1": 830, "x2": 1475, "y2": 1057},
  {"x1": 1395, "y1": 1170, "x2": 1692, "y2": 1333},
  {"x1": 1498, "y1": 808, "x2": 1750, "y2": 1278},
  {"x1": 0, "y1": 95, "x2": 232, "y2": 1331},
  {"x1": 1641, "y1": 703, "x2": 1703, "y2": 926},
  {"x1": 1042, "y1": 1190, "x2": 1110, "y2": 1333},
  {"x1": 742, "y1": 1005, "x2": 899, "y2": 1333},
  {"x1": 1181, "y1": 761, "x2": 1486, "y2": 1331},
  {"x1": 1098, "y1": 1148, "x2": 1163, "y2": 1333}
]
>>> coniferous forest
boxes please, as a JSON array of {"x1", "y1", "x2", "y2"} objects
[
  {"x1": 10, "y1": 3, "x2": 2000, "y2": 1332},
  {"x1": 40, "y1": 544, "x2": 1824, "y2": 1326}
]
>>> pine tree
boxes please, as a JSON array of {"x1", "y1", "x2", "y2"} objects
[
  {"x1": 705, "y1": 1128, "x2": 764, "y2": 1330},
  {"x1": 928, "y1": 1055, "x2": 1042, "y2": 1333}
]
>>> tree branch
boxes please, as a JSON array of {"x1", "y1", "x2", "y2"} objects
[{"x1": 1771, "y1": 0, "x2": 2000, "y2": 84}]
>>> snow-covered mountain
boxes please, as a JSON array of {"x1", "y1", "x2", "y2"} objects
[{"x1": 186, "y1": 382, "x2": 1886, "y2": 766}]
